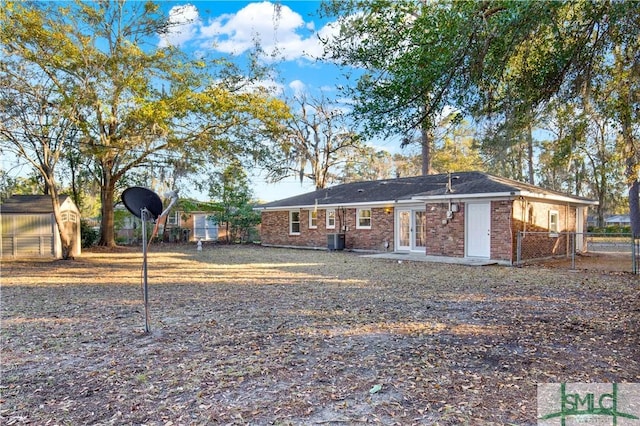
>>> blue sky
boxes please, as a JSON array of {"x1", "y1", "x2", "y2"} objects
[
  {"x1": 156, "y1": 1, "x2": 369, "y2": 202},
  {"x1": 3, "y1": 2, "x2": 404, "y2": 203}
]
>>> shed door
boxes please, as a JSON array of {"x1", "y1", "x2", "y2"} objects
[{"x1": 466, "y1": 202, "x2": 491, "y2": 258}]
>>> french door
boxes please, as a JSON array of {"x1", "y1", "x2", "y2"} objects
[{"x1": 396, "y1": 209, "x2": 426, "y2": 252}]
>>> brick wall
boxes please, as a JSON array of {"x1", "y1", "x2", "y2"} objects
[
  {"x1": 260, "y1": 207, "x2": 395, "y2": 251},
  {"x1": 424, "y1": 203, "x2": 465, "y2": 257},
  {"x1": 261, "y1": 199, "x2": 584, "y2": 261},
  {"x1": 491, "y1": 200, "x2": 514, "y2": 262}
]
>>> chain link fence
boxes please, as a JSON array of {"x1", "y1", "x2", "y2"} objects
[{"x1": 516, "y1": 231, "x2": 639, "y2": 274}]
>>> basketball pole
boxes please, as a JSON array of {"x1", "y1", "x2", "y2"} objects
[{"x1": 141, "y1": 207, "x2": 150, "y2": 333}]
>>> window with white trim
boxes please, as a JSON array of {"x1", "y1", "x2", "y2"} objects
[
  {"x1": 167, "y1": 211, "x2": 179, "y2": 226},
  {"x1": 309, "y1": 210, "x2": 317, "y2": 229},
  {"x1": 357, "y1": 208, "x2": 372, "y2": 229},
  {"x1": 549, "y1": 210, "x2": 559, "y2": 234},
  {"x1": 290, "y1": 211, "x2": 300, "y2": 234},
  {"x1": 326, "y1": 209, "x2": 335, "y2": 229}
]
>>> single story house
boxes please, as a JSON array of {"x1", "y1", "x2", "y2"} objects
[
  {"x1": 604, "y1": 215, "x2": 631, "y2": 227},
  {"x1": 116, "y1": 205, "x2": 226, "y2": 244},
  {"x1": 255, "y1": 171, "x2": 598, "y2": 265},
  {"x1": 1, "y1": 194, "x2": 81, "y2": 258}
]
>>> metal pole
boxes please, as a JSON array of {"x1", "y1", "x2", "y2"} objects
[
  {"x1": 571, "y1": 232, "x2": 576, "y2": 270},
  {"x1": 141, "y1": 208, "x2": 150, "y2": 333}
]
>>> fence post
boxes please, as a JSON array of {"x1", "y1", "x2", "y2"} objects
[
  {"x1": 633, "y1": 236, "x2": 638, "y2": 275},
  {"x1": 571, "y1": 232, "x2": 576, "y2": 270},
  {"x1": 516, "y1": 231, "x2": 522, "y2": 266}
]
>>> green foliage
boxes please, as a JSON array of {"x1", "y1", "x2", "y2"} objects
[
  {"x1": 80, "y1": 219, "x2": 99, "y2": 248},
  {"x1": 323, "y1": 0, "x2": 639, "y2": 230},
  {"x1": 1, "y1": 0, "x2": 289, "y2": 247},
  {"x1": 208, "y1": 162, "x2": 261, "y2": 243}
]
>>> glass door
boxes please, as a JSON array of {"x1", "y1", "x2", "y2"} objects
[
  {"x1": 414, "y1": 210, "x2": 426, "y2": 249},
  {"x1": 398, "y1": 210, "x2": 411, "y2": 251}
]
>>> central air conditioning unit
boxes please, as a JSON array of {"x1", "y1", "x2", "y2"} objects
[{"x1": 327, "y1": 233, "x2": 346, "y2": 251}]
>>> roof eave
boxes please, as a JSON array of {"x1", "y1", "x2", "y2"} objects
[
  {"x1": 411, "y1": 192, "x2": 517, "y2": 201},
  {"x1": 255, "y1": 200, "x2": 399, "y2": 211},
  {"x1": 412, "y1": 190, "x2": 598, "y2": 205}
]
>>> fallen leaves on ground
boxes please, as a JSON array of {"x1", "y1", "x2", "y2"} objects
[{"x1": 1, "y1": 245, "x2": 638, "y2": 425}]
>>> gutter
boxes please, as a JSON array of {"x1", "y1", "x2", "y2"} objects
[
  {"x1": 255, "y1": 199, "x2": 408, "y2": 211},
  {"x1": 412, "y1": 190, "x2": 598, "y2": 206}
]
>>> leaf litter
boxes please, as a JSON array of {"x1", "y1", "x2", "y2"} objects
[{"x1": 1, "y1": 245, "x2": 638, "y2": 425}]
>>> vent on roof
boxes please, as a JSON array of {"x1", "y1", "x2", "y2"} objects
[{"x1": 357, "y1": 189, "x2": 364, "y2": 192}]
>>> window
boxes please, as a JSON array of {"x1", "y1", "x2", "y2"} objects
[
  {"x1": 326, "y1": 209, "x2": 336, "y2": 229},
  {"x1": 549, "y1": 210, "x2": 559, "y2": 235},
  {"x1": 193, "y1": 214, "x2": 218, "y2": 241},
  {"x1": 290, "y1": 211, "x2": 300, "y2": 234},
  {"x1": 309, "y1": 210, "x2": 317, "y2": 229},
  {"x1": 61, "y1": 212, "x2": 78, "y2": 223},
  {"x1": 167, "y1": 211, "x2": 179, "y2": 226},
  {"x1": 357, "y1": 208, "x2": 372, "y2": 229}
]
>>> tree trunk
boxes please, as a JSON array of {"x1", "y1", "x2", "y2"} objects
[
  {"x1": 421, "y1": 125, "x2": 431, "y2": 175},
  {"x1": 46, "y1": 177, "x2": 74, "y2": 260},
  {"x1": 629, "y1": 180, "x2": 640, "y2": 238},
  {"x1": 526, "y1": 124, "x2": 535, "y2": 185},
  {"x1": 98, "y1": 169, "x2": 117, "y2": 247},
  {"x1": 624, "y1": 137, "x2": 639, "y2": 237}
]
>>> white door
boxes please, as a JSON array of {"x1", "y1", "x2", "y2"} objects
[
  {"x1": 397, "y1": 210, "x2": 411, "y2": 251},
  {"x1": 466, "y1": 202, "x2": 491, "y2": 258}
]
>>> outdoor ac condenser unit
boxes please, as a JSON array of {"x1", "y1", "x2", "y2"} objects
[{"x1": 327, "y1": 233, "x2": 346, "y2": 251}]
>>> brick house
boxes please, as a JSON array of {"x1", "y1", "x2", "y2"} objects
[
  {"x1": 255, "y1": 172, "x2": 597, "y2": 265},
  {"x1": 117, "y1": 206, "x2": 229, "y2": 244}
]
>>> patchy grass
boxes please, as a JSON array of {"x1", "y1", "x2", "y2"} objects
[{"x1": 1, "y1": 245, "x2": 638, "y2": 425}]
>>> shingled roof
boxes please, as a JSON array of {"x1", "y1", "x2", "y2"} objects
[
  {"x1": 257, "y1": 171, "x2": 597, "y2": 209},
  {"x1": 1, "y1": 195, "x2": 73, "y2": 214}
]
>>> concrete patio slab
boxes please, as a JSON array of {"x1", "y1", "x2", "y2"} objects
[{"x1": 361, "y1": 252, "x2": 502, "y2": 266}]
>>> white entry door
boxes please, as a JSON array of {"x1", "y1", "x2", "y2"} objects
[{"x1": 466, "y1": 202, "x2": 491, "y2": 258}]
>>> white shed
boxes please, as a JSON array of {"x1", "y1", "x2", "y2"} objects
[{"x1": 1, "y1": 195, "x2": 81, "y2": 258}]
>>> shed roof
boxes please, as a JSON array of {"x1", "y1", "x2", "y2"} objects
[
  {"x1": 1, "y1": 195, "x2": 74, "y2": 214},
  {"x1": 257, "y1": 171, "x2": 597, "y2": 209}
]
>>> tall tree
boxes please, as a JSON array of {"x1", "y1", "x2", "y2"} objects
[
  {"x1": 1, "y1": 1, "x2": 288, "y2": 247},
  {"x1": 0, "y1": 64, "x2": 78, "y2": 258},
  {"x1": 209, "y1": 161, "x2": 260, "y2": 244},
  {"x1": 431, "y1": 120, "x2": 484, "y2": 174},
  {"x1": 269, "y1": 94, "x2": 364, "y2": 189},
  {"x1": 339, "y1": 147, "x2": 394, "y2": 183},
  {"x1": 323, "y1": 0, "x2": 639, "y2": 233},
  {"x1": 321, "y1": 0, "x2": 480, "y2": 175}
]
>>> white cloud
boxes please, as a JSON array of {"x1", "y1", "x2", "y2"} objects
[
  {"x1": 160, "y1": 2, "x2": 339, "y2": 63},
  {"x1": 159, "y1": 4, "x2": 201, "y2": 48},
  {"x1": 288, "y1": 80, "x2": 306, "y2": 95}
]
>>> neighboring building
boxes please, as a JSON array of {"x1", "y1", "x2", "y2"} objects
[
  {"x1": 605, "y1": 215, "x2": 631, "y2": 227},
  {"x1": 255, "y1": 171, "x2": 598, "y2": 265},
  {"x1": 116, "y1": 205, "x2": 226, "y2": 244},
  {"x1": 1, "y1": 194, "x2": 81, "y2": 259}
]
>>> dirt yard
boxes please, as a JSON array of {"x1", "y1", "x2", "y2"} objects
[{"x1": 1, "y1": 245, "x2": 638, "y2": 425}]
